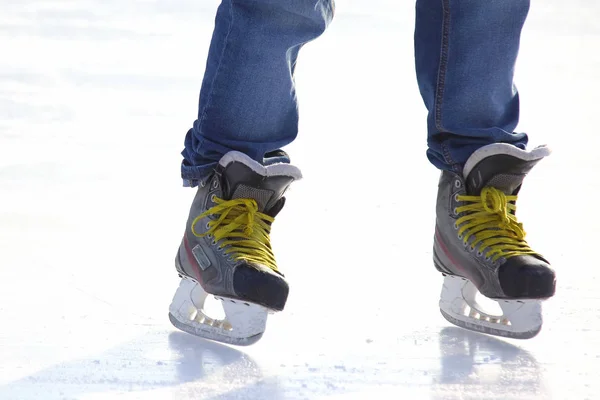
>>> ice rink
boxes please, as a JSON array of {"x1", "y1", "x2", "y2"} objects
[{"x1": 1, "y1": 1, "x2": 599, "y2": 399}]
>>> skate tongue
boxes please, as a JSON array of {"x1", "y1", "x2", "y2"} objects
[
  {"x1": 217, "y1": 151, "x2": 301, "y2": 213},
  {"x1": 462, "y1": 144, "x2": 550, "y2": 195},
  {"x1": 464, "y1": 159, "x2": 529, "y2": 195}
]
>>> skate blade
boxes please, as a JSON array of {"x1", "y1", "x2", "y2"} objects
[
  {"x1": 169, "y1": 278, "x2": 268, "y2": 346},
  {"x1": 439, "y1": 275, "x2": 543, "y2": 339}
]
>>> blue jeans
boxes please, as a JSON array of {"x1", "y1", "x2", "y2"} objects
[{"x1": 181, "y1": 0, "x2": 529, "y2": 186}]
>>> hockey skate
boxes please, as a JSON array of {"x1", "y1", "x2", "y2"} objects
[
  {"x1": 433, "y1": 143, "x2": 556, "y2": 339},
  {"x1": 169, "y1": 151, "x2": 301, "y2": 346}
]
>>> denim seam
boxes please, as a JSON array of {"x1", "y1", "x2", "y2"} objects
[
  {"x1": 435, "y1": 0, "x2": 457, "y2": 170},
  {"x1": 435, "y1": 0, "x2": 450, "y2": 131},
  {"x1": 434, "y1": 0, "x2": 450, "y2": 133},
  {"x1": 442, "y1": 142, "x2": 461, "y2": 172},
  {"x1": 197, "y1": 1, "x2": 234, "y2": 131}
]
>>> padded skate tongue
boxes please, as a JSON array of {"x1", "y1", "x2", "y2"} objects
[
  {"x1": 217, "y1": 151, "x2": 301, "y2": 212},
  {"x1": 462, "y1": 144, "x2": 550, "y2": 195}
]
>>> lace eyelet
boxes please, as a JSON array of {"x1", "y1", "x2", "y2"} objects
[
  {"x1": 453, "y1": 208, "x2": 459, "y2": 215},
  {"x1": 212, "y1": 180, "x2": 219, "y2": 189},
  {"x1": 454, "y1": 180, "x2": 461, "y2": 189},
  {"x1": 477, "y1": 251, "x2": 483, "y2": 257},
  {"x1": 205, "y1": 223, "x2": 210, "y2": 229},
  {"x1": 453, "y1": 223, "x2": 459, "y2": 230},
  {"x1": 210, "y1": 194, "x2": 216, "y2": 202},
  {"x1": 200, "y1": 180, "x2": 206, "y2": 188},
  {"x1": 211, "y1": 240, "x2": 217, "y2": 246},
  {"x1": 469, "y1": 246, "x2": 475, "y2": 252},
  {"x1": 454, "y1": 194, "x2": 460, "y2": 202},
  {"x1": 458, "y1": 235, "x2": 463, "y2": 240}
]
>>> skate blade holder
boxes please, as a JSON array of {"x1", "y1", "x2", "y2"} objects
[
  {"x1": 169, "y1": 278, "x2": 268, "y2": 346},
  {"x1": 439, "y1": 275, "x2": 543, "y2": 339}
]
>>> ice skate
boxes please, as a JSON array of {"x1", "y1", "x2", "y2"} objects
[
  {"x1": 169, "y1": 151, "x2": 301, "y2": 346},
  {"x1": 433, "y1": 143, "x2": 556, "y2": 339}
]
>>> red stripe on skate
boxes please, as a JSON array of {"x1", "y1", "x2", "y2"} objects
[
  {"x1": 435, "y1": 227, "x2": 468, "y2": 275},
  {"x1": 183, "y1": 234, "x2": 203, "y2": 283}
]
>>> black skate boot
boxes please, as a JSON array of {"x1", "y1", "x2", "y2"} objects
[
  {"x1": 433, "y1": 143, "x2": 556, "y2": 339},
  {"x1": 169, "y1": 151, "x2": 301, "y2": 345}
]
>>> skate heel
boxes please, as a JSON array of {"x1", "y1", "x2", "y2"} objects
[
  {"x1": 168, "y1": 278, "x2": 268, "y2": 346},
  {"x1": 439, "y1": 275, "x2": 543, "y2": 339}
]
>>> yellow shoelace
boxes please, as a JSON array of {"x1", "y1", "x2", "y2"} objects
[
  {"x1": 456, "y1": 187, "x2": 537, "y2": 262},
  {"x1": 191, "y1": 197, "x2": 278, "y2": 271}
]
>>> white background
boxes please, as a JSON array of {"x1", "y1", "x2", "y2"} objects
[{"x1": 1, "y1": 1, "x2": 598, "y2": 399}]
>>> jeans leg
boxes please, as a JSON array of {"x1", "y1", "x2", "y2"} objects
[
  {"x1": 415, "y1": 0, "x2": 530, "y2": 172},
  {"x1": 181, "y1": 0, "x2": 334, "y2": 186}
]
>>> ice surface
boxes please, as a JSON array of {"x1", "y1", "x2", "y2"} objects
[{"x1": 1, "y1": 1, "x2": 599, "y2": 399}]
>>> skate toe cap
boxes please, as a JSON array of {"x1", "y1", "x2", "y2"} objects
[
  {"x1": 233, "y1": 263, "x2": 289, "y2": 311},
  {"x1": 498, "y1": 255, "x2": 556, "y2": 299}
]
